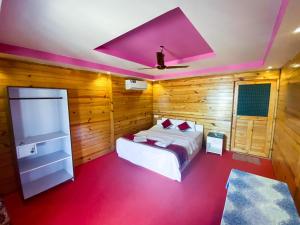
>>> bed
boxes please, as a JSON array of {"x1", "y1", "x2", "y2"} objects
[{"x1": 116, "y1": 118, "x2": 203, "y2": 181}]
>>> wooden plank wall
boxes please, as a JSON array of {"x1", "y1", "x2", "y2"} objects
[
  {"x1": 0, "y1": 56, "x2": 290, "y2": 199},
  {"x1": 0, "y1": 58, "x2": 152, "y2": 195},
  {"x1": 112, "y1": 76, "x2": 153, "y2": 142},
  {"x1": 272, "y1": 52, "x2": 300, "y2": 212},
  {"x1": 153, "y1": 71, "x2": 280, "y2": 149}
]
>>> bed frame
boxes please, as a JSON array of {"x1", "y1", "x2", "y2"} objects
[{"x1": 116, "y1": 120, "x2": 203, "y2": 181}]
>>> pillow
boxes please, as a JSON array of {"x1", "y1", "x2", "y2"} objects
[
  {"x1": 178, "y1": 122, "x2": 191, "y2": 132},
  {"x1": 186, "y1": 121, "x2": 196, "y2": 132},
  {"x1": 174, "y1": 119, "x2": 196, "y2": 132},
  {"x1": 156, "y1": 119, "x2": 163, "y2": 126},
  {"x1": 161, "y1": 118, "x2": 176, "y2": 129},
  {"x1": 195, "y1": 124, "x2": 203, "y2": 132},
  {"x1": 161, "y1": 119, "x2": 172, "y2": 129},
  {"x1": 160, "y1": 118, "x2": 196, "y2": 131}
]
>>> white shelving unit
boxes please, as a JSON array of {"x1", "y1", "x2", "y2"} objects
[
  {"x1": 8, "y1": 87, "x2": 74, "y2": 199},
  {"x1": 16, "y1": 131, "x2": 69, "y2": 146},
  {"x1": 19, "y1": 151, "x2": 71, "y2": 174}
]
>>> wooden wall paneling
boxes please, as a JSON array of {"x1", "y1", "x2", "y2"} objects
[
  {"x1": 107, "y1": 75, "x2": 115, "y2": 150},
  {"x1": 0, "y1": 56, "x2": 285, "y2": 198},
  {"x1": 153, "y1": 76, "x2": 235, "y2": 149},
  {"x1": 0, "y1": 58, "x2": 114, "y2": 194},
  {"x1": 272, "y1": 52, "x2": 300, "y2": 213},
  {"x1": 112, "y1": 77, "x2": 153, "y2": 141},
  {"x1": 153, "y1": 71, "x2": 280, "y2": 150},
  {"x1": 272, "y1": 147, "x2": 297, "y2": 195}
]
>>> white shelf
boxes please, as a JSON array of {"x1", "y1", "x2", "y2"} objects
[
  {"x1": 22, "y1": 170, "x2": 73, "y2": 199},
  {"x1": 9, "y1": 87, "x2": 73, "y2": 199},
  {"x1": 19, "y1": 151, "x2": 71, "y2": 174},
  {"x1": 16, "y1": 131, "x2": 69, "y2": 146}
]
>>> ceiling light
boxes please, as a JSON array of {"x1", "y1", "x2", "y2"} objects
[
  {"x1": 267, "y1": 66, "x2": 273, "y2": 69},
  {"x1": 290, "y1": 63, "x2": 300, "y2": 68},
  {"x1": 293, "y1": 27, "x2": 300, "y2": 34}
]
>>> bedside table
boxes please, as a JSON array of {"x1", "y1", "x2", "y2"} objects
[{"x1": 206, "y1": 132, "x2": 224, "y2": 155}]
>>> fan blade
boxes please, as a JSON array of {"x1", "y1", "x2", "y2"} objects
[
  {"x1": 165, "y1": 65, "x2": 189, "y2": 69},
  {"x1": 138, "y1": 67, "x2": 155, "y2": 70}
]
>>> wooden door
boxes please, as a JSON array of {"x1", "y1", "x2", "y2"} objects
[{"x1": 231, "y1": 80, "x2": 277, "y2": 157}]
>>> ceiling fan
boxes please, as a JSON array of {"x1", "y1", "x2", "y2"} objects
[{"x1": 139, "y1": 46, "x2": 189, "y2": 70}]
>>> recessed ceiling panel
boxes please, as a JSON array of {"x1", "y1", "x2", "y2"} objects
[
  {"x1": 0, "y1": 0, "x2": 298, "y2": 80},
  {"x1": 95, "y1": 7, "x2": 214, "y2": 67}
]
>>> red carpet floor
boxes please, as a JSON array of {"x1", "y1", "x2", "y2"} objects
[{"x1": 4, "y1": 150, "x2": 275, "y2": 225}]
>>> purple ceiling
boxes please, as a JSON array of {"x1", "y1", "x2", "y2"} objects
[{"x1": 95, "y1": 7, "x2": 214, "y2": 67}]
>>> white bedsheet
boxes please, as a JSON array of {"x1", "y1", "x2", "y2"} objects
[
  {"x1": 116, "y1": 125, "x2": 203, "y2": 181},
  {"x1": 136, "y1": 125, "x2": 201, "y2": 155}
]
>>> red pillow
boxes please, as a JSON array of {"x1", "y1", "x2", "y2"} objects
[
  {"x1": 161, "y1": 119, "x2": 172, "y2": 129},
  {"x1": 178, "y1": 122, "x2": 190, "y2": 131}
]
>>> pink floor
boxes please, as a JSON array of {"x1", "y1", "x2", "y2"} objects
[{"x1": 4, "y1": 150, "x2": 275, "y2": 225}]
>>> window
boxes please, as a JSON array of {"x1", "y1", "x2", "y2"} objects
[{"x1": 237, "y1": 84, "x2": 271, "y2": 116}]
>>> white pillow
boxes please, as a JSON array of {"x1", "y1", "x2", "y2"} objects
[
  {"x1": 195, "y1": 124, "x2": 203, "y2": 132},
  {"x1": 157, "y1": 119, "x2": 163, "y2": 126},
  {"x1": 158, "y1": 118, "x2": 196, "y2": 132},
  {"x1": 162, "y1": 118, "x2": 196, "y2": 132}
]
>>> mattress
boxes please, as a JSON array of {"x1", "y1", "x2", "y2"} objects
[{"x1": 116, "y1": 125, "x2": 203, "y2": 181}]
